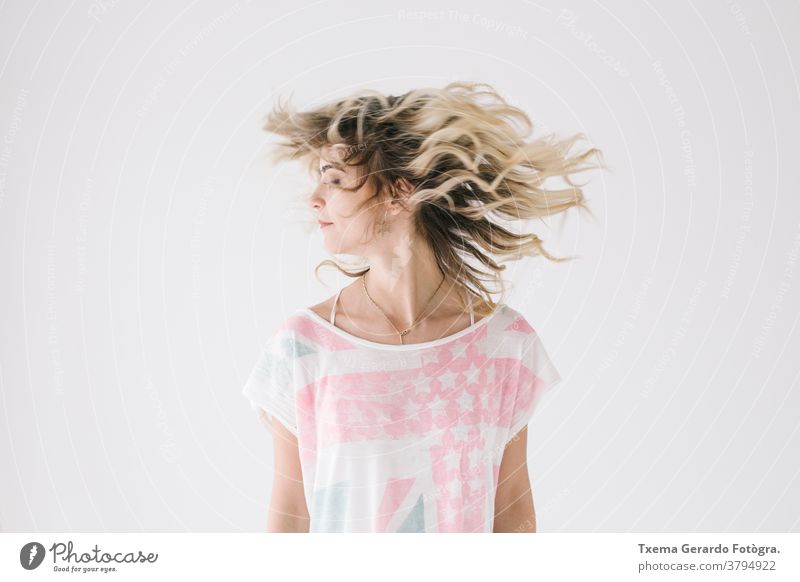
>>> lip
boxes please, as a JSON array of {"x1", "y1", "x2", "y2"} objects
[{"x1": 318, "y1": 220, "x2": 333, "y2": 228}]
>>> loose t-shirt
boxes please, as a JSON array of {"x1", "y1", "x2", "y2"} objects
[{"x1": 241, "y1": 302, "x2": 562, "y2": 533}]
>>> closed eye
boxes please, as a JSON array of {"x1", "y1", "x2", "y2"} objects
[{"x1": 313, "y1": 166, "x2": 342, "y2": 185}]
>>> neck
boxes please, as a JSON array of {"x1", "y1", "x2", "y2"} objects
[{"x1": 361, "y1": 234, "x2": 453, "y2": 326}]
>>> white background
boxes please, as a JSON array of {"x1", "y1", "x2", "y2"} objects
[{"x1": 0, "y1": 0, "x2": 798, "y2": 532}]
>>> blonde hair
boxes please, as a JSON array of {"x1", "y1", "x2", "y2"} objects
[{"x1": 262, "y1": 81, "x2": 607, "y2": 315}]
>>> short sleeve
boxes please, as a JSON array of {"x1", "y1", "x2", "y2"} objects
[
  {"x1": 241, "y1": 329, "x2": 299, "y2": 436},
  {"x1": 506, "y1": 329, "x2": 563, "y2": 442}
]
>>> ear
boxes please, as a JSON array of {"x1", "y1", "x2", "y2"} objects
[
  {"x1": 385, "y1": 177, "x2": 416, "y2": 215},
  {"x1": 393, "y1": 176, "x2": 415, "y2": 198}
]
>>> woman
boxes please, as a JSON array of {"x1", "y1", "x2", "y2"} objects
[{"x1": 242, "y1": 82, "x2": 604, "y2": 532}]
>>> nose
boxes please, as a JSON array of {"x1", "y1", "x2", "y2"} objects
[{"x1": 308, "y1": 181, "x2": 326, "y2": 210}]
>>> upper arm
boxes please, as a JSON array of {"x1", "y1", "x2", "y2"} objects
[
  {"x1": 267, "y1": 417, "x2": 310, "y2": 532},
  {"x1": 493, "y1": 426, "x2": 536, "y2": 532},
  {"x1": 496, "y1": 426, "x2": 531, "y2": 501}
]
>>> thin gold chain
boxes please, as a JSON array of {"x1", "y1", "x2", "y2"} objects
[{"x1": 361, "y1": 270, "x2": 446, "y2": 345}]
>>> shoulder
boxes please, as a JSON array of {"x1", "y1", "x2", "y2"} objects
[
  {"x1": 265, "y1": 294, "x2": 340, "y2": 348},
  {"x1": 496, "y1": 304, "x2": 537, "y2": 335},
  {"x1": 307, "y1": 283, "x2": 353, "y2": 322},
  {"x1": 487, "y1": 305, "x2": 549, "y2": 355},
  {"x1": 494, "y1": 303, "x2": 535, "y2": 336},
  {"x1": 263, "y1": 309, "x2": 313, "y2": 346},
  {"x1": 307, "y1": 296, "x2": 335, "y2": 322}
]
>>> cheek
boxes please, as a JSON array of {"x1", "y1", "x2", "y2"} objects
[
  {"x1": 329, "y1": 193, "x2": 372, "y2": 224},
  {"x1": 327, "y1": 194, "x2": 351, "y2": 218}
]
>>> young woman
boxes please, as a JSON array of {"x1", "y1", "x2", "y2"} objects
[{"x1": 242, "y1": 82, "x2": 604, "y2": 532}]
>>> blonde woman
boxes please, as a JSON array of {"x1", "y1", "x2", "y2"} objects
[{"x1": 242, "y1": 82, "x2": 605, "y2": 532}]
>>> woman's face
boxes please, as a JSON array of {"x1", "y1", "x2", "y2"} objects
[{"x1": 309, "y1": 145, "x2": 383, "y2": 255}]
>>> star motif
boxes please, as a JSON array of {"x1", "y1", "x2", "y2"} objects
[
  {"x1": 450, "y1": 426, "x2": 471, "y2": 445},
  {"x1": 468, "y1": 476, "x2": 484, "y2": 496},
  {"x1": 464, "y1": 363, "x2": 481, "y2": 382},
  {"x1": 456, "y1": 391, "x2": 474, "y2": 414},
  {"x1": 442, "y1": 447, "x2": 461, "y2": 471},
  {"x1": 467, "y1": 446, "x2": 484, "y2": 468},
  {"x1": 437, "y1": 370, "x2": 460, "y2": 391},
  {"x1": 447, "y1": 476, "x2": 463, "y2": 498},
  {"x1": 441, "y1": 503, "x2": 457, "y2": 521},
  {"x1": 402, "y1": 398, "x2": 421, "y2": 418}
]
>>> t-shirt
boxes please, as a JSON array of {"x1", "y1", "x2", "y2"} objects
[{"x1": 241, "y1": 302, "x2": 562, "y2": 533}]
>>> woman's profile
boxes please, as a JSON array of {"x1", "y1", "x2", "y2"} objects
[{"x1": 242, "y1": 81, "x2": 605, "y2": 532}]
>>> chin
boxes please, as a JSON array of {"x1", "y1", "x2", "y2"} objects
[
  {"x1": 321, "y1": 230, "x2": 364, "y2": 255},
  {"x1": 323, "y1": 238, "x2": 350, "y2": 255}
]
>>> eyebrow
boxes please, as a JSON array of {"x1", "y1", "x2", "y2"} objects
[{"x1": 318, "y1": 159, "x2": 344, "y2": 174}]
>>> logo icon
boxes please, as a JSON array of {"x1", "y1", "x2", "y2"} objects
[{"x1": 20, "y1": 542, "x2": 46, "y2": 570}]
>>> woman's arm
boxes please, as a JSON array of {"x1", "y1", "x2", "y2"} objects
[
  {"x1": 493, "y1": 426, "x2": 536, "y2": 532},
  {"x1": 266, "y1": 417, "x2": 310, "y2": 532}
]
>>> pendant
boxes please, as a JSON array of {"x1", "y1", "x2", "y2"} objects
[{"x1": 399, "y1": 329, "x2": 411, "y2": 337}]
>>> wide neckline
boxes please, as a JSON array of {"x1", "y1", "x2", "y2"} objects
[{"x1": 298, "y1": 303, "x2": 506, "y2": 351}]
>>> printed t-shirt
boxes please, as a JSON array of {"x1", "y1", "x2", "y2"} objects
[{"x1": 241, "y1": 302, "x2": 562, "y2": 532}]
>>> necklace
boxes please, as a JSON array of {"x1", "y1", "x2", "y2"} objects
[{"x1": 361, "y1": 270, "x2": 446, "y2": 344}]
